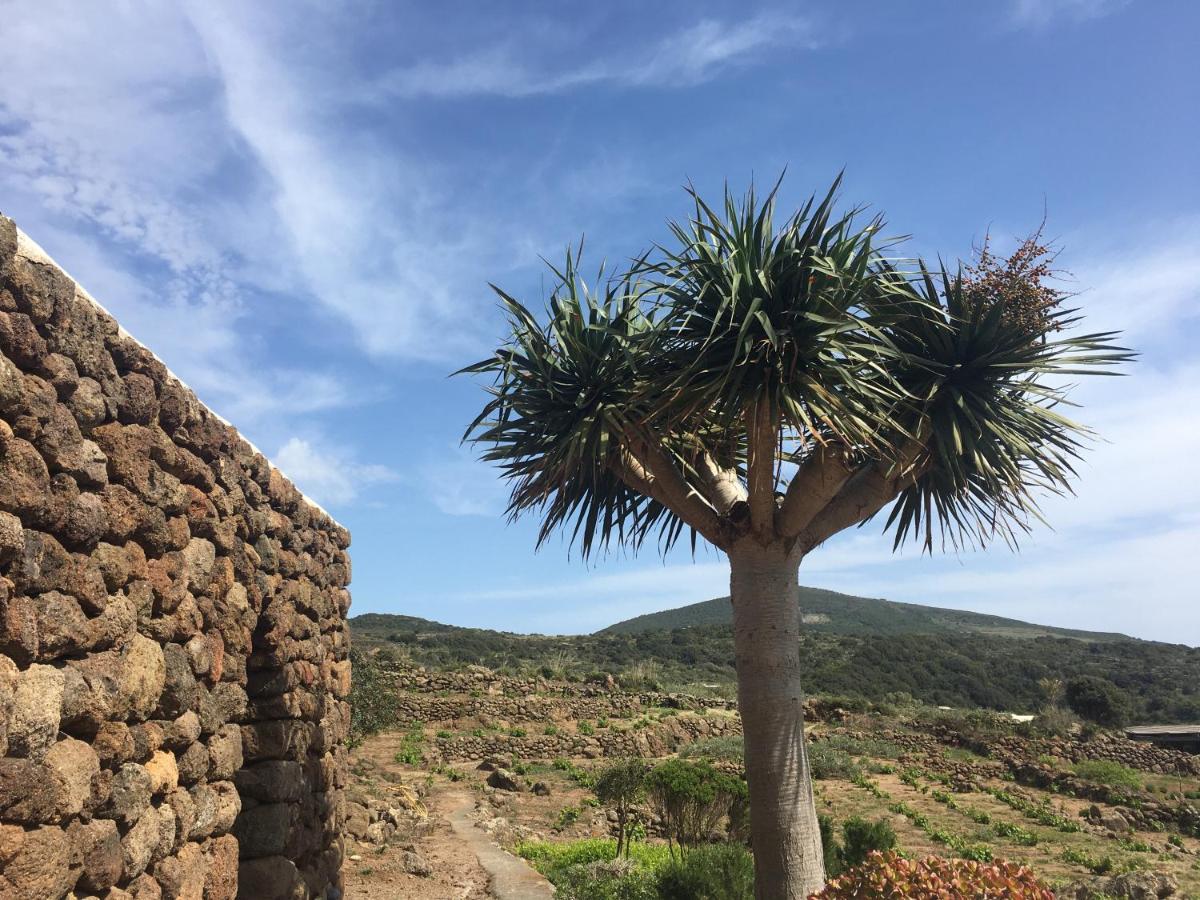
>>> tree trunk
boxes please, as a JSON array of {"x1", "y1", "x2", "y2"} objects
[{"x1": 730, "y1": 542, "x2": 825, "y2": 899}]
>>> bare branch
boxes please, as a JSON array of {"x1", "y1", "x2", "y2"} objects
[
  {"x1": 776, "y1": 443, "x2": 855, "y2": 538},
  {"x1": 692, "y1": 448, "x2": 747, "y2": 515},
  {"x1": 746, "y1": 399, "x2": 779, "y2": 537},
  {"x1": 796, "y1": 441, "x2": 928, "y2": 552},
  {"x1": 619, "y1": 430, "x2": 728, "y2": 549}
]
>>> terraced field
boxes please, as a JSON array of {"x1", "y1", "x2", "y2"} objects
[{"x1": 346, "y1": 663, "x2": 1200, "y2": 897}]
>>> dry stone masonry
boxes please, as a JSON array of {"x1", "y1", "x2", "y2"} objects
[{"x1": 0, "y1": 216, "x2": 352, "y2": 900}]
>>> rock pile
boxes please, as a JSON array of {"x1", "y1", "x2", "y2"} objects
[{"x1": 0, "y1": 218, "x2": 352, "y2": 899}]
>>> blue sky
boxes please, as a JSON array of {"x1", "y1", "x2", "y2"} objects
[{"x1": 2, "y1": 0, "x2": 1197, "y2": 643}]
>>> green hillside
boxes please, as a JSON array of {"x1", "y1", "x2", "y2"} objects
[
  {"x1": 599, "y1": 587, "x2": 1130, "y2": 642},
  {"x1": 349, "y1": 596, "x2": 1200, "y2": 723}
]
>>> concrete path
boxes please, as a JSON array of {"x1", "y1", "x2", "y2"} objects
[{"x1": 445, "y1": 793, "x2": 556, "y2": 899}]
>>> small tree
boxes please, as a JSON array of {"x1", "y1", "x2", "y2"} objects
[
  {"x1": 645, "y1": 758, "x2": 748, "y2": 856},
  {"x1": 348, "y1": 649, "x2": 397, "y2": 748},
  {"x1": 1065, "y1": 675, "x2": 1132, "y2": 727},
  {"x1": 463, "y1": 177, "x2": 1128, "y2": 897},
  {"x1": 593, "y1": 758, "x2": 648, "y2": 857},
  {"x1": 1037, "y1": 677, "x2": 1065, "y2": 709}
]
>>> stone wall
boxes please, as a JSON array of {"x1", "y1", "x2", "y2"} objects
[{"x1": 0, "y1": 217, "x2": 352, "y2": 900}]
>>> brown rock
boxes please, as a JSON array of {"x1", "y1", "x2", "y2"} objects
[
  {"x1": 127, "y1": 871, "x2": 166, "y2": 900},
  {"x1": 0, "y1": 757, "x2": 68, "y2": 823},
  {"x1": 235, "y1": 855, "x2": 305, "y2": 900},
  {"x1": 0, "y1": 591, "x2": 39, "y2": 665},
  {"x1": 122, "y1": 802, "x2": 176, "y2": 879},
  {"x1": 0, "y1": 310, "x2": 48, "y2": 367},
  {"x1": 146, "y1": 749, "x2": 180, "y2": 796},
  {"x1": 201, "y1": 833, "x2": 239, "y2": 900},
  {"x1": 94, "y1": 721, "x2": 137, "y2": 767},
  {"x1": 43, "y1": 737, "x2": 100, "y2": 818},
  {"x1": 71, "y1": 817, "x2": 123, "y2": 892},
  {"x1": 32, "y1": 590, "x2": 88, "y2": 659},
  {"x1": 152, "y1": 841, "x2": 205, "y2": 900},
  {"x1": 0, "y1": 436, "x2": 51, "y2": 521},
  {"x1": 207, "y1": 725, "x2": 243, "y2": 781},
  {"x1": 7, "y1": 663, "x2": 64, "y2": 759},
  {"x1": 120, "y1": 372, "x2": 159, "y2": 426},
  {"x1": 0, "y1": 824, "x2": 78, "y2": 899}
]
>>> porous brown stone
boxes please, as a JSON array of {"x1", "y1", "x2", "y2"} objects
[{"x1": 0, "y1": 223, "x2": 350, "y2": 899}]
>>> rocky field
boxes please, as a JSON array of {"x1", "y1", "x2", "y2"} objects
[{"x1": 341, "y1": 660, "x2": 1200, "y2": 899}]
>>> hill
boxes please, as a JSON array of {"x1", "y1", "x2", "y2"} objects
[
  {"x1": 599, "y1": 587, "x2": 1130, "y2": 642},
  {"x1": 350, "y1": 601, "x2": 1200, "y2": 724}
]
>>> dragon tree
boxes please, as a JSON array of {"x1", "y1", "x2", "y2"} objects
[{"x1": 460, "y1": 176, "x2": 1128, "y2": 898}]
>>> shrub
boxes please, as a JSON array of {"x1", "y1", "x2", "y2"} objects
[
  {"x1": 809, "y1": 851, "x2": 1054, "y2": 899},
  {"x1": 554, "y1": 859, "x2": 659, "y2": 900},
  {"x1": 644, "y1": 759, "x2": 748, "y2": 852},
  {"x1": 680, "y1": 736, "x2": 745, "y2": 763},
  {"x1": 1065, "y1": 675, "x2": 1132, "y2": 727},
  {"x1": 656, "y1": 843, "x2": 755, "y2": 900},
  {"x1": 818, "y1": 735, "x2": 903, "y2": 760},
  {"x1": 809, "y1": 744, "x2": 860, "y2": 781},
  {"x1": 818, "y1": 815, "x2": 842, "y2": 876},
  {"x1": 820, "y1": 815, "x2": 897, "y2": 877},
  {"x1": 594, "y1": 759, "x2": 649, "y2": 857},
  {"x1": 516, "y1": 838, "x2": 670, "y2": 884},
  {"x1": 1071, "y1": 759, "x2": 1142, "y2": 789},
  {"x1": 839, "y1": 816, "x2": 897, "y2": 869},
  {"x1": 348, "y1": 651, "x2": 397, "y2": 747}
]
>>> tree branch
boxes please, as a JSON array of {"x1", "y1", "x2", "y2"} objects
[
  {"x1": 746, "y1": 399, "x2": 779, "y2": 536},
  {"x1": 796, "y1": 440, "x2": 928, "y2": 552},
  {"x1": 618, "y1": 430, "x2": 728, "y2": 548},
  {"x1": 691, "y1": 448, "x2": 747, "y2": 515},
  {"x1": 776, "y1": 443, "x2": 855, "y2": 538}
]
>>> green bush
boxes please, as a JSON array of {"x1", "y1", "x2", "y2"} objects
[
  {"x1": 839, "y1": 816, "x2": 897, "y2": 869},
  {"x1": 1066, "y1": 675, "x2": 1132, "y2": 727},
  {"x1": 680, "y1": 736, "x2": 745, "y2": 763},
  {"x1": 348, "y1": 651, "x2": 397, "y2": 747},
  {"x1": 809, "y1": 744, "x2": 861, "y2": 781},
  {"x1": 517, "y1": 838, "x2": 671, "y2": 881},
  {"x1": 645, "y1": 759, "x2": 748, "y2": 851},
  {"x1": 594, "y1": 759, "x2": 649, "y2": 857},
  {"x1": 818, "y1": 735, "x2": 903, "y2": 760},
  {"x1": 656, "y1": 844, "x2": 754, "y2": 900},
  {"x1": 819, "y1": 815, "x2": 841, "y2": 876},
  {"x1": 554, "y1": 859, "x2": 659, "y2": 900},
  {"x1": 1071, "y1": 759, "x2": 1142, "y2": 789},
  {"x1": 821, "y1": 815, "x2": 897, "y2": 876}
]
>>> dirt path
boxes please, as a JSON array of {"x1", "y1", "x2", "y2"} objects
[
  {"x1": 444, "y1": 793, "x2": 556, "y2": 900},
  {"x1": 342, "y1": 785, "x2": 492, "y2": 899}
]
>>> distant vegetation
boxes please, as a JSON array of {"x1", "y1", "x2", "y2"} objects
[
  {"x1": 351, "y1": 593, "x2": 1200, "y2": 724},
  {"x1": 600, "y1": 588, "x2": 1130, "y2": 642}
]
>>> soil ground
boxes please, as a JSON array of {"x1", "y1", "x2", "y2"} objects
[{"x1": 342, "y1": 679, "x2": 1200, "y2": 898}]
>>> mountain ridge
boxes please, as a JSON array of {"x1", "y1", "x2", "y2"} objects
[{"x1": 597, "y1": 587, "x2": 1134, "y2": 642}]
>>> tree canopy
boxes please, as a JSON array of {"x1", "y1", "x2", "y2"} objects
[{"x1": 461, "y1": 176, "x2": 1129, "y2": 560}]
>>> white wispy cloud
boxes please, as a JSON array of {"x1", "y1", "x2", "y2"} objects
[
  {"x1": 0, "y1": 1, "x2": 352, "y2": 428},
  {"x1": 273, "y1": 437, "x2": 399, "y2": 507},
  {"x1": 181, "y1": 4, "x2": 530, "y2": 361},
  {"x1": 418, "y1": 448, "x2": 513, "y2": 517},
  {"x1": 1008, "y1": 0, "x2": 1130, "y2": 29},
  {"x1": 380, "y1": 12, "x2": 821, "y2": 100}
]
